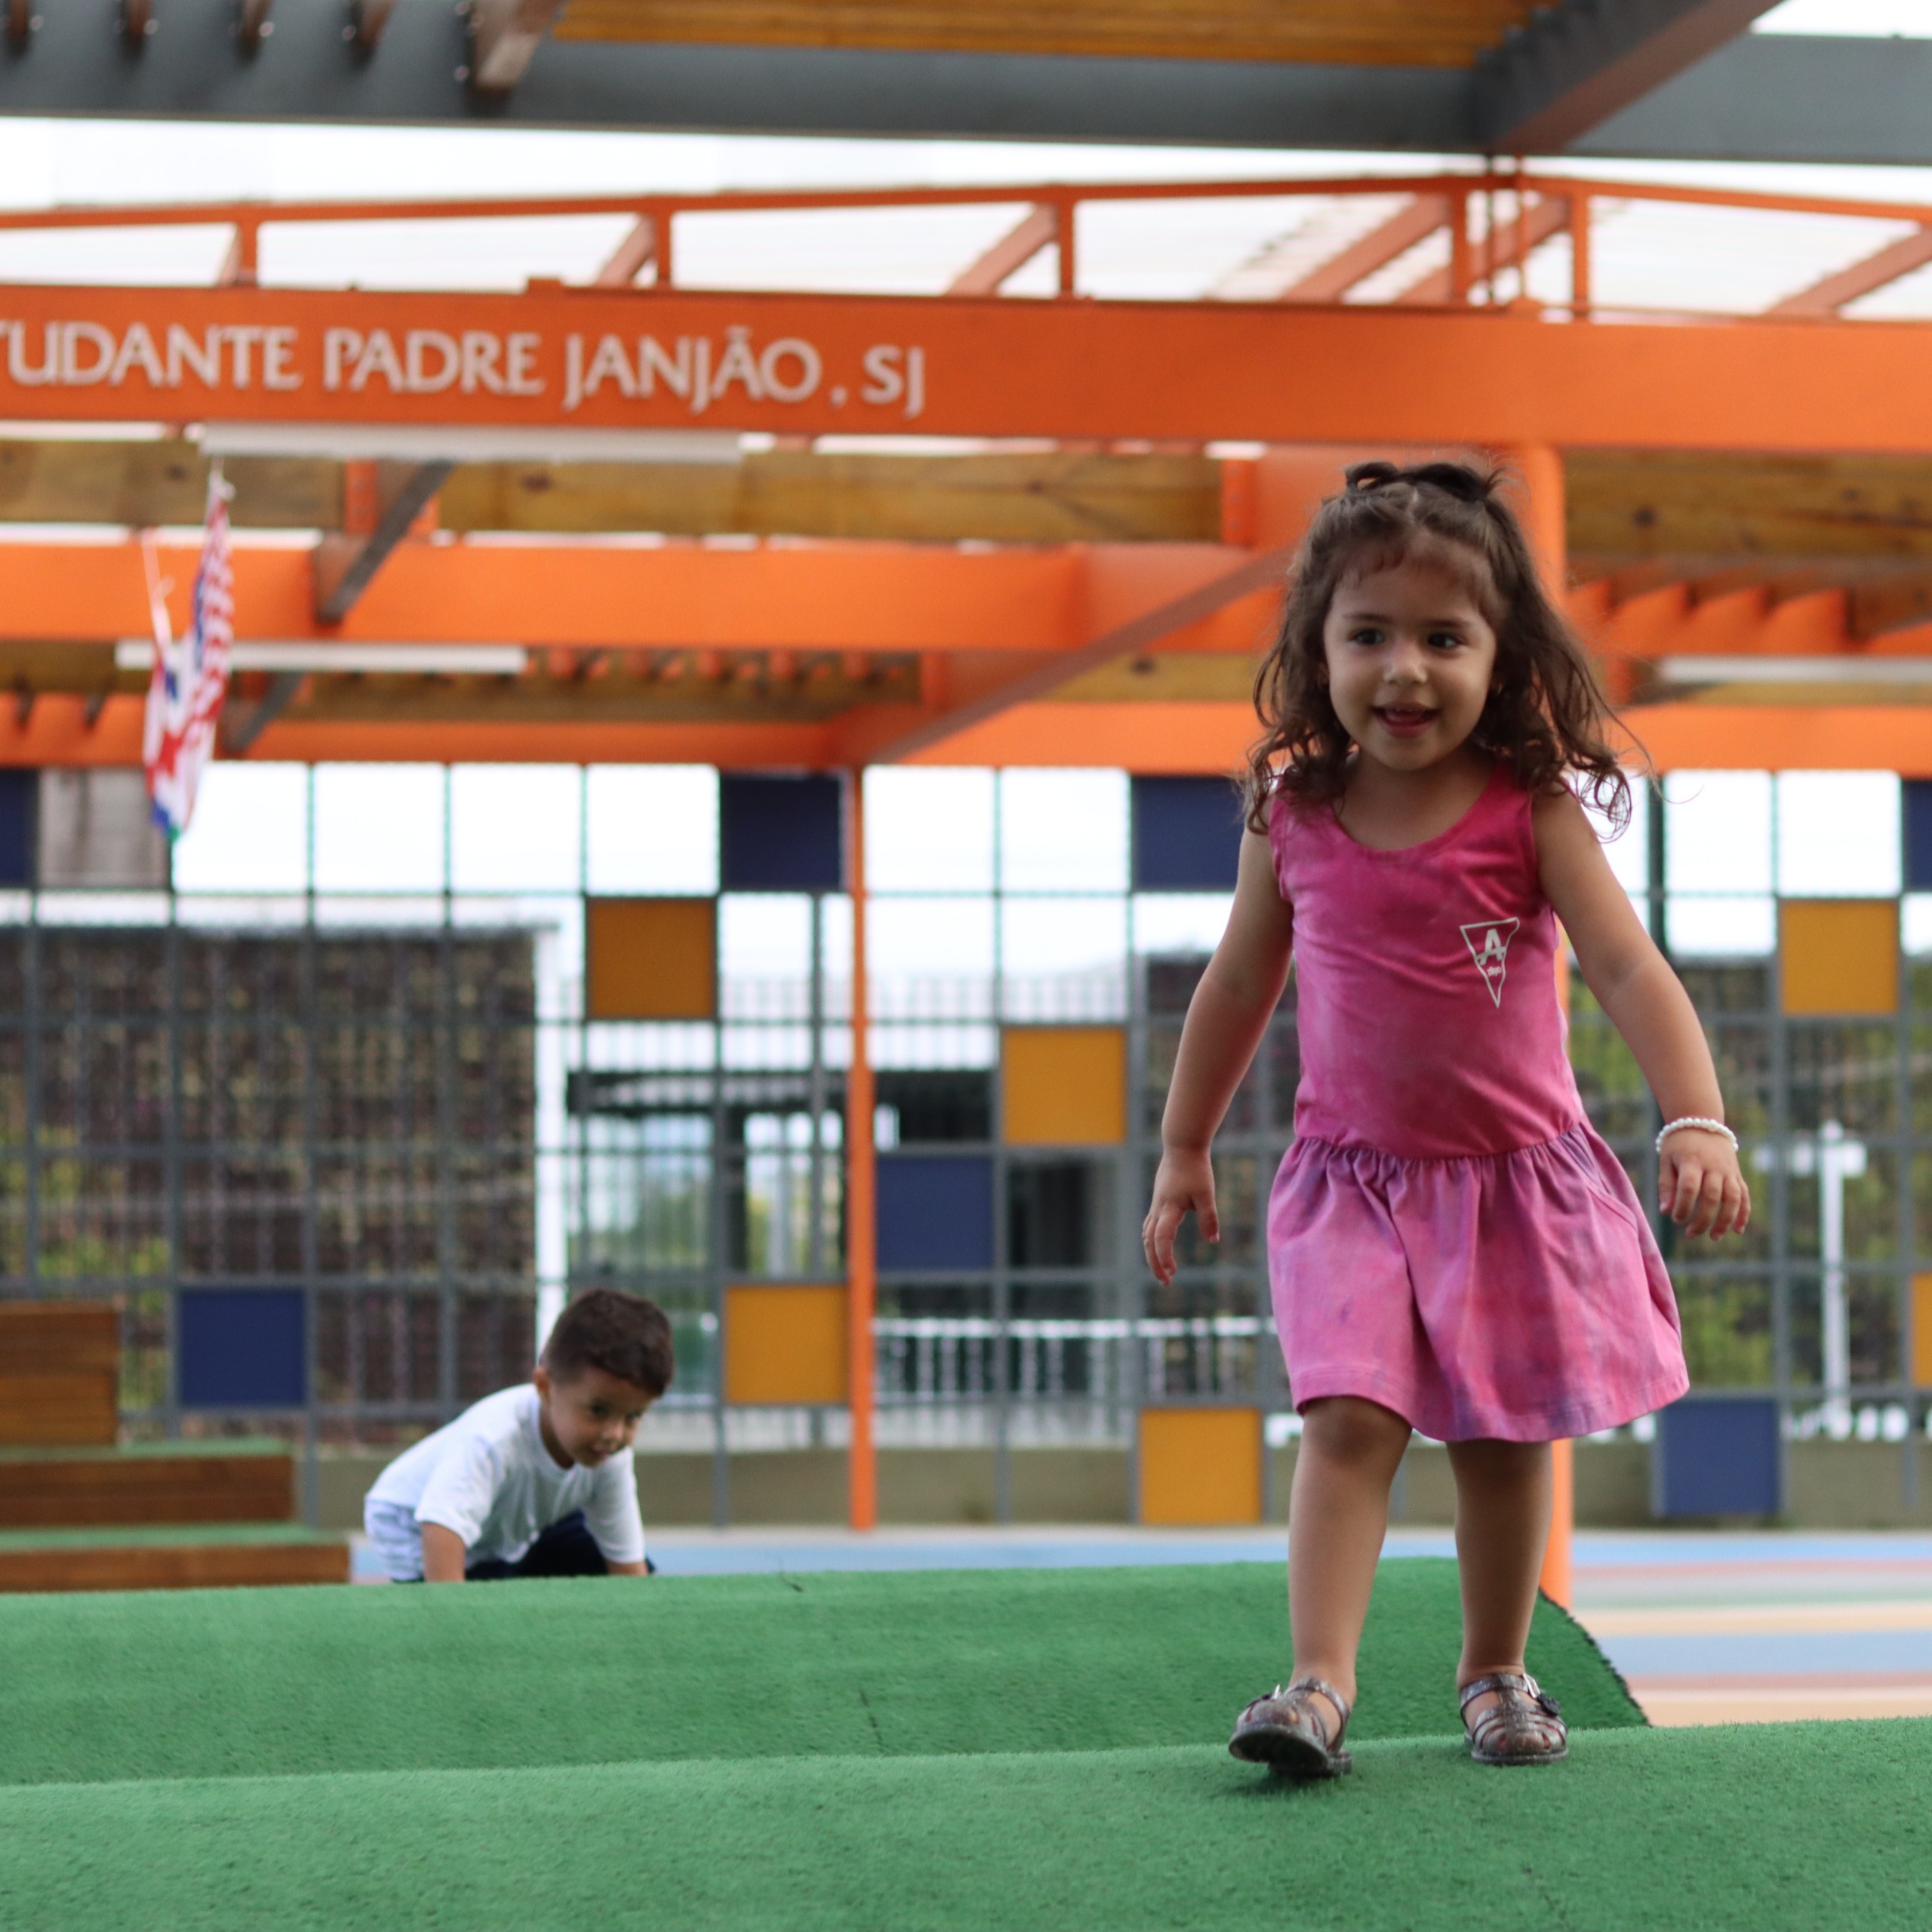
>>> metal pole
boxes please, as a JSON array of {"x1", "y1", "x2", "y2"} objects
[
  {"x1": 844, "y1": 767, "x2": 877, "y2": 1531},
  {"x1": 1511, "y1": 440, "x2": 1575, "y2": 1607}
]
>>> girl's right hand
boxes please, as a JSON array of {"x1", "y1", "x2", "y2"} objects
[{"x1": 1143, "y1": 1147, "x2": 1219, "y2": 1285}]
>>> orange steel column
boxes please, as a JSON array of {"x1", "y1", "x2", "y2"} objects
[
  {"x1": 1513, "y1": 442, "x2": 1575, "y2": 1610},
  {"x1": 844, "y1": 765, "x2": 878, "y2": 1531}
]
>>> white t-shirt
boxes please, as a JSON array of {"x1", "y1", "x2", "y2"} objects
[{"x1": 363, "y1": 1383, "x2": 647, "y2": 1581}]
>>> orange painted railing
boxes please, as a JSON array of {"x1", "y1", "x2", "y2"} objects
[{"x1": 0, "y1": 166, "x2": 1927, "y2": 321}]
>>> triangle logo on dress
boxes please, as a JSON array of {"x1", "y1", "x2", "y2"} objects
[{"x1": 1459, "y1": 918, "x2": 1521, "y2": 1008}]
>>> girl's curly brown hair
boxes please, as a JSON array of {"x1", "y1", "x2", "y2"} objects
[{"x1": 1245, "y1": 459, "x2": 1630, "y2": 834}]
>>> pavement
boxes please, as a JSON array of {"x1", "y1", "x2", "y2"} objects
[{"x1": 350, "y1": 1523, "x2": 1932, "y2": 1728}]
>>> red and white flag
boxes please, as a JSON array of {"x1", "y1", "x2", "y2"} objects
[{"x1": 143, "y1": 466, "x2": 235, "y2": 838}]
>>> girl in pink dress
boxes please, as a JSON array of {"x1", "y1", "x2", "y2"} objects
[{"x1": 1143, "y1": 460, "x2": 1749, "y2": 1777}]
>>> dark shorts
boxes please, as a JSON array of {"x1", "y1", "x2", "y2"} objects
[{"x1": 462, "y1": 1511, "x2": 654, "y2": 1581}]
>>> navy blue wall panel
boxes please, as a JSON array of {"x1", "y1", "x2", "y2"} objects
[
  {"x1": 1656, "y1": 1396, "x2": 1781, "y2": 1517},
  {"x1": 1906, "y1": 780, "x2": 1932, "y2": 891},
  {"x1": 1131, "y1": 775, "x2": 1242, "y2": 891},
  {"x1": 0, "y1": 770, "x2": 35, "y2": 888},
  {"x1": 177, "y1": 1289, "x2": 308, "y2": 1409},
  {"x1": 719, "y1": 774, "x2": 844, "y2": 891},
  {"x1": 876, "y1": 1154, "x2": 995, "y2": 1272}
]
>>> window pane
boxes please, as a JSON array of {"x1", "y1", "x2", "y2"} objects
[
  {"x1": 586, "y1": 765, "x2": 718, "y2": 895},
  {"x1": 1777, "y1": 771, "x2": 1900, "y2": 897},
  {"x1": 1587, "y1": 777, "x2": 1648, "y2": 895},
  {"x1": 449, "y1": 765, "x2": 581, "y2": 892},
  {"x1": 1667, "y1": 894, "x2": 1775, "y2": 958},
  {"x1": 1666, "y1": 771, "x2": 1770, "y2": 895},
  {"x1": 1134, "y1": 894, "x2": 1232, "y2": 955},
  {"x1": 870, "y1": 897, "x2": 995, "y2": 1020},
  {"x1": 868, "y1": 768, "x2": 994, "y2": 893},
  {"x1": 313, "y1": 764, "x2": 445, "y2": 893},
  {"x1": 171, "y1": 764, "x2": 309, "y2": 893},
  {"x1": 1001, "y1": 897, "x2": 1128, "y2": 1020},
  {"x1": 1000, "y1": 770, "x2": 1128, "y2": 892}
]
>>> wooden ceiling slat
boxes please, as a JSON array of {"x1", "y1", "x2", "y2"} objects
[
  {"x1": 552, "y1": 0, "x2": 1546, "y2": 69},
  {"x1": 1566, "y1": 451, "x2": 1932, "y2": 565},
  {"x1": 0, "y1": 441, "x2": 1222, "y2": 546}
]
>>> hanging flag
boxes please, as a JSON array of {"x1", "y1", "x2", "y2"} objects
[{"x1": 143, "y1": 466, "x2": 235, "y2": 839}]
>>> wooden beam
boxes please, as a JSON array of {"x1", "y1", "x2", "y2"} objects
[
  {"x1": 272, "y1": 651, "x2": 921, "y2": 725},
  {"x1": 1055, "y1": 653, "x2": 1256, "y2": 702},
  {"x1": 947, "y1": 205, "x2": 1060, "y2": 297},
  {"x1": 438, "y1": 448, "x2": 1222, "y2": 543},
  {"x1": 0, "y1": 440, "x2": 1217, "y2": 543},
  {"x1": 549, "y1": 2, "x2": 1551, "y2": 69},
  {"x1": 312, "y1": 461, "x2": 452, "y2": 624},
  {"x1": 1767, "y1": 227, "x2": 1932, "y2": 318},
  {"x1": 0, "y1": 441, "x2": 336, "y2": 528},
  {"x1": 1566, "y1": 451, "x2": 1932, "y2": 562},
  {"x1": 1850, "y1": 575, "x2": 1932, "y2": 641},
  {"x1": 1274, "y1": 196, "x2": 1450, "y2": 303}
]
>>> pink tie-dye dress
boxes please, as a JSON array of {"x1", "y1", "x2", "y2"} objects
[{"x1": 1266, "y1": 763, "x2": 1687, "y2": 1442}]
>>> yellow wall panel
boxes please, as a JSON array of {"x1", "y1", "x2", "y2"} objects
[
  {"x1": 586, "y1": 897, "x2": 716, "y2": 1020},
  {"x1": 1002, "y1": 1026, "x2": 1128, "y2": 1146},
  {"x1": 1779, "y1": 900, "x2": 1899, "y2": 1017},
  {"x1": 724, "y1": 1284, "x2": 848, "y2": 1407},
  {"x1": 1138, "y1": 1407, "x2": 1263, "y2": 1526}
]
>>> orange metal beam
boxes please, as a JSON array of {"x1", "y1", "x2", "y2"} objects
[
  {"x1": 836, "y1": 543, "x2": 1292, "y2": 764},
  {"x1": 4, "y1": 170, "x2": 1932, "y2": 242},
  {"x1": 8, "y1": 286, "x2": 1932, "y2": 450},
  {"x1": 15, "y1": 690, "x2": 1932, "y2": 777},
  {"x1": 0, "y1": 537, "x2": 1272, "y2": 653}
]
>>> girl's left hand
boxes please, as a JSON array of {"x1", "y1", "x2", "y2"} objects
[{"x1": 1660, "y1": 1129, "x2": 1751, "y2": 1238}]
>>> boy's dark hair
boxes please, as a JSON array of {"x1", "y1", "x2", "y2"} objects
[
  {"x1": 542, "y1": 1288, "x2": 675, "y2": 1398},
  {"x1": 1246, "y1": 460, "x2": 1631, "y2": 833}
]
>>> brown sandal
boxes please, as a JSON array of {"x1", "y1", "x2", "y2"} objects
[
  {"x1": 1228, "y1": 1675, "x2": 1353, "y2": 1779},
  {"x1": 1460, "y1": 1672, "x2": 1567, "y2": 1767}
]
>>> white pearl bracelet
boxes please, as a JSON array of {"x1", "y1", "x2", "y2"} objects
[{"x1": 1656, "y1": 1116, "x2": 1738, "y2": 1154}]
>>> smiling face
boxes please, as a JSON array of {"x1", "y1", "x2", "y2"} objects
[
  {"x1": 1320, "y1": 546, "x2": 1500, "y2": 775},
  {"x1": 534, "y1": 1363, "x2": 654, "y2": 1469}
]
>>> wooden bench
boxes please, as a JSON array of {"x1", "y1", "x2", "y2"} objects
[
  {"x1": 0, "y1": 1300, "x2": 347, "y2": 1589},
  {"x1": 0, "y1": 1302, "x2": 118, "y2": 1447}
]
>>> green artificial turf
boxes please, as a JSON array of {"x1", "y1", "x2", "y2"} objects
[
  {"x1": 6, "y1": 1560, "x2": 1926, "y2": 1932},
  {"x1": 0, "y1": 1438, "x2": 288, "y2": 1463},
  {"x1": 4, "y1": 1725, "x2": 1930, "y2": 1932},
  {"x1": 0, "y1": 1522, "x2": 335, "y2": 1550},
  {"x1": 0, "y1": 1559, "x2": 1638, "y2": 1789}
]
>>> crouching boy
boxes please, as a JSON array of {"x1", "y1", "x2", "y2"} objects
[{"x1": 365, "y1": 1287, "x2": 673, "y2": 1583}]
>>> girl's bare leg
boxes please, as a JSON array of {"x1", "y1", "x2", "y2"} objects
[
  {"x1": 1446, "y1": 1438, "x2": 1552, "y2": 1716},
  {"x1": 1287, "y1": 1396, "x2": 1414, "y2": 1719}
]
